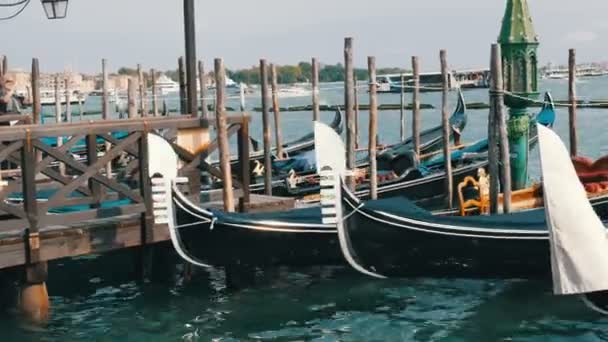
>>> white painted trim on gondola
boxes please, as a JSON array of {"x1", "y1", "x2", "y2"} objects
[
  {"x1": 581, "y1": 295, "x2": 608, "y2": 315},
  {"x1": 342, "y1": 184, "x2": 549, "y2": 240}
]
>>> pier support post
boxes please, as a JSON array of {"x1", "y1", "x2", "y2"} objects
[
  {"x1": 568, "y1": 48, "x2": 577, "y2": 157},
  {"x1": 344, "y1": 37, "x2": 356, "y2": 190},
  {"x1": 20, "y1": 136, "x2": 49, "y2": 323},
  {"x1": 440, "y1": 50, "x2": 453, "y2": 209},
  {"x1": 411, "y1": 56, "x2": 421, "y2": 155},
  {"x1": 368, "y1": 57, "x2": 379, "y2": 200},
  {"x1": 270, "y1": 64, "x2": 284, "y2": 159},
  {"x1": 312, "y1": 57, "x2": 320, "y2": 122},
  {"x1": 19, "y1": 263, "x2": 49, "y2": 324},
  {"x1": 215, "y1": 58, "x2": 235, "y2": 212},
  {"x1": 259, "y1": 59, "x2": 272, "y2": 195}
]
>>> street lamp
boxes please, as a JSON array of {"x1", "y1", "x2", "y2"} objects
[{"x1": 41, "y1": 0, "x2": 68, "y2": 20}]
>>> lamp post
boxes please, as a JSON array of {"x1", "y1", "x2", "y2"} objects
[
  {"x1": 41, "y1": 0, "x2": 68, "y2": 19},
  {"x1": 183, "y1": 0, "x2": 197, "y2": 116}
]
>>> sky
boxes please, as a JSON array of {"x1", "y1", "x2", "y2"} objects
[{"x1": 1, "y1": 0, "x2": 608, "y2": 74}]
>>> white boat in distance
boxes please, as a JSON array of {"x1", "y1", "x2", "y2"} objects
[
  {"x1": 39, "y1": 88, "x2": 88, "y2": 106},
  {"x1": 155, "y1": 74, "x2": 180, "y2": 95}
]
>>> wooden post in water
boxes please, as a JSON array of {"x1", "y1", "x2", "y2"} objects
[
  {"x1": 239, "y1": 83, "x2": 246, "y2": 112},
  {"x1": 54, "y1": 75, "x2": 65, "y2": 175},
  {"x1": 368, "y1": 57, "x2": 379, "y2": 200},
  {"x1": 31, "y1": 58, "x2": 41, "y2": 124},
  {"x1": 64, "y1": 78, "x2": 71, "y2": 123},
  {"x1": 150, "y1": 68, "x2": 158, "y2": 117},
  {"x1": 259, "y1": 59, "x2": 272, "y2": 195},
  {"x1": 490, "y1": 44, "x2": 511, "y2": 213},
  {"x1": 344, "y1": 37, "x2": 356, "y2": 190},
  {"x1": 411, "y1": 56, "x2": 421, "y2": 155},
  {"x1": 137, "y1": 64, "x2": 144, "y2": 115},
  {"x1": 237, "y1": 117, "x2": 251, "y2": 212},
  {"x1": 101, "y1": 59, "x2": 110, "y2": 120},
  {"x1": 102, "y1": 59, "x2": 112, "y2": 176},
  {"x1": 312, "y1": 57, "x2": 320, "y2": 121},
  {"x1": 178, "y1": 57, "x2": 186, "y2": 114},
  {"x1": 215, "y1": 58, "x2": 235, "y2": 212},
  {"x1": 440, "y1": 50, "x2": 453, "y2": 209},
  {"x1": 568, "y1": 48, "x2": 578, "y2": 157},
  {"x1": 354, "y1": 79, "x2": 360, "y2": 149},
  {"x1": 128, "y1": 78, "x2": 137, "y2": 119},
  {"x1": 199, "y1": 61, "x2": 208, "y2": 118},
  {"x1": 400, "y1": 73, "x2": 406, "y2": 142},
  {"x1": 0, "y1": 55, "x2": 3, "y2": 76},
  {"x1": 270, "y1": 64, "x2": 284, "y2": 159},
  {"x1": 78, "y1": 94, "x2": 83, "y2": 121}
]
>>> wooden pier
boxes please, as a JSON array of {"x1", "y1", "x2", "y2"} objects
[{"x1": 0, "y1": 102, "x2": 293, "y2": 321}]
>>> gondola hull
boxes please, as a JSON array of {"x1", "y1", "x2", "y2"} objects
[
  {"x1": 172, "y1": 189, "x2": 342, "y2": 268},
  {"x1": 339, "y1": 186, "x2": 608, "y2": 278}
]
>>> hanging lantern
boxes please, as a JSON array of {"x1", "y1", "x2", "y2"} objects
[{"x1": 41, "y1": 0, "x2": 68, "y2": 20}]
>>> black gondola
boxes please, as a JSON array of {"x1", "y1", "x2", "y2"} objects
[{"x1": 274, "y1": 92, "x2": 555, "y2": 202}]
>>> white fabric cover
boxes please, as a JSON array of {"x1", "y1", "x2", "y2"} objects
[
  {"x1": 538, "y1": 124, "x2": 608, "y2": 295},
  {"x1": 314, "y1": 121, "x2": 346, "y2": 178}
]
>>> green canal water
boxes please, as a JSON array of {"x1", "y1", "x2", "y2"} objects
[{"x1": 3, "y1": 78, "x2": 608, "y2": 341}]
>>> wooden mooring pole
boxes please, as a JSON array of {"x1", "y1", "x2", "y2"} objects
[
  {"x1": 151, "y1": 68, "x2": 158, "y2": 117},
  {"x1": 138, "y1": 64, "x2": 146, "y2": 116},
  {"x1": 178, "y1": 57, "x2": 186, "y2": 114},
  {"x1": 344, "y1": 37, "x2": 356, "y2": 190},
  {"x1": 400, "y1": 73, "x2": 406, "y2": 142},
  {"x1": 412, "y1": 56, "x2": 421, "y2": 155},
  {"x1": 215, "y1": 58, "x2": 235, "y2": 212},
  {"x1": 354, "y1": 79, "x2": 360, "y2": 149},
  {"x1": 490, "y1": 44, "x2": 511, "y2": 213},
  {"x1": 64, "y1": 78, "x2": 71, "y2": 123},
  {"x1": 259, "y1": 59, "x2": 272, "y2": 195},
  {"x1": 569, "y1": 48, "x2": 578, "y2": 157},
  {"x1": 440, "y1": 50, "x2": 453, "y2": 209},
  {"x1": 270, "y1": 64, "x2": 284, "y2": 159},
  {"x1": 199, "y1": 61, "x2": 208, "y2": 118},
  {"x1": 102, "y1": 59, "x2": 112, "y2": 176},
  {"x1": 312, "y1": 57, "x2": 320, "y2": 121},
  {"x1": 54, "y1": 75, "x2": 65, "y2": 175},
  {"x1": 128, "y1": 78, "x2": 137, "y2": 119},
  {"x1": 101, "y1": 59, "x2": 110, "y2": 120},
  {"x1": 31, "y1": 58, "x2": 41, "y2": 125},
  {"x1": 368, "y1": 57, "x2": 379, "y2": 200}
]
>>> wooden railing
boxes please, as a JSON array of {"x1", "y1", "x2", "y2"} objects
[{"x1": 0, "y1": 114, "x2": 250, "y2": 265}]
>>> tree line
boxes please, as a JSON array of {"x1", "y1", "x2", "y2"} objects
[{"x1": 116, "y1": 63, "x2": 408, "y2": 85}]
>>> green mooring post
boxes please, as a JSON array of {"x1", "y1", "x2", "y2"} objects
[{"x1": 498, "y1": 0, "x2": 539, "y2": 190}]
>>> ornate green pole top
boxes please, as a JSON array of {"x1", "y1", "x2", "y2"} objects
[
  {"x1": 498, "y1": 0, "x2": 540, "y2": 190},
  {"x1": 498, "y1": 0, "x2": 540, "y2": 106}
]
